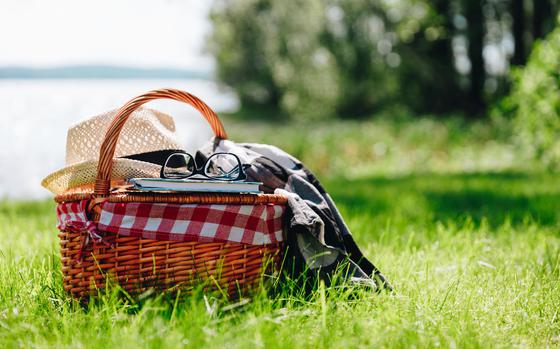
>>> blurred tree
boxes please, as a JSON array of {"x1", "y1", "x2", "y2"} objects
[
  {"x1": 208, "y1": 1, "x2": 279, "y2": 108},
  {"x1": 208, "y1": 0, "x2": 339, "y2": 119},
  {"x1": 396, "y1": 0, "x2": 464, "y2": 114},
  {"x1": 510, "y1": 0, "x2": 559, "y2": 66},
  {"x1": 533, "y1": 1, "x2": 556, "y2": 38},
  {"x1": 208, "y1": 0, "x2": 560, "y2": 118},
  {"x1": 510, "y1": 0, "x2": 527, "y2": 66},
  {"x1": 210, "y1": 0, "x2": 460, "y2": 117},
  {"x1": 464, "y1": 0, "x2": 486, "y2": 113},
  {"x1": 507, "y1": 22, "x2": 560, "y2": 168},
  {"x1": 321, "y1": 0, "x2": 394, "y2": 116},
  {"x1": 322, "y1": 0, "x2": 466, "y2": 116}
]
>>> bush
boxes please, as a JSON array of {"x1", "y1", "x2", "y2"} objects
[
  {"x1": 508, "y1": 21, "x2": 560, "y2": 168},
  {"x1": 208, "y1": 0, "x2": 453, "y2": 119},
  {"x1": 208, "y1": 0, "x2": 339, "y2": 120}
]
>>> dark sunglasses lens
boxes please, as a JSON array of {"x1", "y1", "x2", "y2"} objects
[
  {"x1": 163, "y1": 153, "x2": 195, "y2": 178},
  {"x1": 204, "y1": 153, "x2": 242, "y2": 180}
]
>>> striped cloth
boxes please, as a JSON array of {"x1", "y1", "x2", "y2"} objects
[{"x1": 56, "y1": 200, "x2": 285, "y2": 245}]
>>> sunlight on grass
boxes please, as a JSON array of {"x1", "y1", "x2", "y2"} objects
[
  {"x1": 0, "y1": 119, "x2": 559, "y2": 348},
  {"x1": 225, "y1": 116, "x2": 523, "y2": 178}
]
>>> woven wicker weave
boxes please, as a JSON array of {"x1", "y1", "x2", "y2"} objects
[{"x1": 55, "y1": 89, "x2": 286, "y2": 299}]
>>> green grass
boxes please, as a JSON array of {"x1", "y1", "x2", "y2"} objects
[{"x1": 1, "y1": 117, "x2": 559, "y2": 348}]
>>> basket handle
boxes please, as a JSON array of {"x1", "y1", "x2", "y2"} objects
[{"x1": 93, "y1": 88, "x2": 228, "y2": 197}]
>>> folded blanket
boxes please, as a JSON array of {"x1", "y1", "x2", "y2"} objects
[{"x1": 197, "y1": 138, "x2": 391, "y2": 291}]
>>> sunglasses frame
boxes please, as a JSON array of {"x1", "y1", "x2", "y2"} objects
[{"x1": 160, "y1": 152, "x2": 247, "y2": 181}]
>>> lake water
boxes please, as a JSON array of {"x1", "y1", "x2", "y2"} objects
[{"x1": 0, "y1": 79, "x2": 239, "y2": 199}]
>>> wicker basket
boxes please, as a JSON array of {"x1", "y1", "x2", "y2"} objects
[{"x1": 54, "y1": 89, "x2": 286, "y2": 299}]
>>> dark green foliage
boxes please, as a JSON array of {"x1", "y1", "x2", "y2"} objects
[
  {"x1": 208, "y1": 0, "x2": 339, "y2": 119},
  {"x1": 209, "y1": 0, "x2": 462, "y2": 118},
  {"x1": 209, "y1": 0, "x2": 560, "y2": 119},
  {"x1": 506, "y1": 23, "x2": 560, "y2": 168}
]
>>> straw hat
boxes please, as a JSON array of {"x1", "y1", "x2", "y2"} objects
[{"x1": 42, "y1": 107, "x2": 184, "y2": 194}]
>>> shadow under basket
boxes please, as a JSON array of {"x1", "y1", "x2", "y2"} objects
[{"x1": 56, "y1": 192, "x2": 286, "y2": 300}]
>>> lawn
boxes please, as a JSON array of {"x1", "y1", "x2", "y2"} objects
[{"x1": 0, "y1": 117, "x2": 559, "y2": 348}]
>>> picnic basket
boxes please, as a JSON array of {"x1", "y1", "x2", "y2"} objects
[{"x1": 53, "y1": 89, "x2": 287, "y2": 299}]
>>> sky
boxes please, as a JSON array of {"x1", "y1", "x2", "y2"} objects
[{"x1": 0, "y1": 0, "x2": 213, "y2": 71}]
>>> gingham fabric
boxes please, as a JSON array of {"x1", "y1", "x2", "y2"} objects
[
  {"x1": 56, "y1": 200, "x2": 110, "y2": 260},
  {"x1": 57, "y1": 200, "x2": 89, "y2": 227},
  {"x1": 56, "y1": 200, "x2": 285, "y2": 245},
  {"x1": 56, "y1": 200, "x2": 105, "y2": 243}
]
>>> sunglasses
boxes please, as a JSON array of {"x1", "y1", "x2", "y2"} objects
[{"x1": 160, "y1": 152, "x2": 247, "y2": 181}]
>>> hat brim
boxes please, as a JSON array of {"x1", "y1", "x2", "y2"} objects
[{"x1": 41, "y1": 158, "x2": 161, "y2": 195}]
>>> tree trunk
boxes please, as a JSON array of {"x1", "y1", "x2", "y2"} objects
[
  {"x1": 464, "y1": 0, "x2": 486, "y2": 114},
  {"x1": 533, "y1": 0, "x2": 553, "y2": 40},
  {"x1": 429, "y1": 0, "x2": 463, "y2": 113},
  {"x1": 511, "y1": 0, "x2": 526, "y2": 65}
]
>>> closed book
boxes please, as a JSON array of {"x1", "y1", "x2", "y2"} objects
[{"x1": 129, "y1": 178, "x2": 262, "y2": 193}]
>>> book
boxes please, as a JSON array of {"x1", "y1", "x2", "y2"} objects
[{"x1": 128, "y1": 178, "x2": 262, "y2": 193}]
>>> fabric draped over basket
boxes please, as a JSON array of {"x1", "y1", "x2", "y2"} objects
[{"x1": 57, "y1": 200, "x2": 285, "y2": 246}]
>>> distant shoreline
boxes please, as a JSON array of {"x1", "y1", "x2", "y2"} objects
[{"x1": 0, "y1": 65, "x2": 212, "y2": 80}]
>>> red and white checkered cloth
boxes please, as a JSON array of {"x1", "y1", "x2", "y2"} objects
[
  {"x1": 56, "y1": 200, "x2": 285, "y2": 245},
  {"x1": 57, "y1": 200, "x2": 89, "y2": 226}
]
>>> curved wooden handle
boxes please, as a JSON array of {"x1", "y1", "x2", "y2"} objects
[{"x1": 94, "y1": 88, "x2": 228, "y2": 197}]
